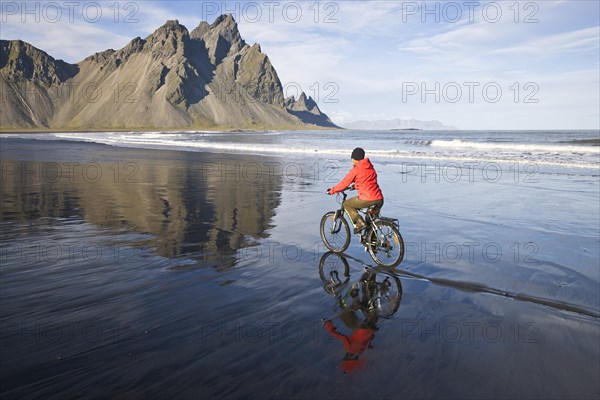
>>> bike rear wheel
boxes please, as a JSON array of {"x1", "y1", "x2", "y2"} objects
[
  {"x1": 373, "y1": 274, "x2": 402, "y2": 318},
  {"x1": 366, "y1": 221, "x2": 404, "y2": 268},
  {"x1": 320, "y1": 212, "x2": 351, "y2": 253}
]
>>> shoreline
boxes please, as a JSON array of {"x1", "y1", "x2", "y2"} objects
[
  {"x1": 2, "y1": 133, "x2": 597, "y2": 173},
  {"x1": 2, "y1": 128, "x2": 599, "y2": 134},
  {"x1": 0, "y1": 126, "x2": 345, "y2": 134},
  {"x1": 0, "y1": 125, "x2": 600, "y2": 135}
]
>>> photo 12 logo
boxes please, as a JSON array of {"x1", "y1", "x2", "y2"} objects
[
  {"x1": 1, "y1": 1, "x2": 140, "y2": 24},
  {"x1": 400, "y1": 162, "x2": 540, "y2": 184},
  {"x1": 399, "y1": 1, "x2": 540, "y2": 24},
  {"x1": 200, "y1": 1, "x2": 340, "y2": 24},
  {"x1": 284, "y1": 82, "x2": 340, "y2": 104},
  {"x1": 0, "y1": 81, "x2": 140, "y2": 106},
  {"x1": 404, "y1": 241, "x2": 540, "y2": 264},
  {"x1": 1, "y1": 161, "x2": 139, "y2": 184},
  {"x1": 1, "y1": 320, "x2": 145, "y2": 345},
  {"x1": 401, "y1": 81, "x2": 540, "y2": 104}
]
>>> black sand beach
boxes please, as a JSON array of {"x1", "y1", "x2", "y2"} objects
[{"x1": 1, "y1": 138, "x2": 599, "y2": 399}]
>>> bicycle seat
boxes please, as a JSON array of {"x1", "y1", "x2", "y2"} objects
[{"x1": 364, "y1": 206, "x2": 381, "y2": 216}]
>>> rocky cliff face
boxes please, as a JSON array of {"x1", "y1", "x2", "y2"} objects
[
  {"x1": 0, "y1": 15, "x2": 338, "y2": 131},
  {"x1": 0, "y1": 40, "x2": 77, "y2": 85}
]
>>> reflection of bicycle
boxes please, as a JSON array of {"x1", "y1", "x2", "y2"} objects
[
  {"x1": 319, "y1": 252, "x2": 402, "y2": 319},
  {"x1": 320, "y1": 186, "x2": 405, "y2": 268}
]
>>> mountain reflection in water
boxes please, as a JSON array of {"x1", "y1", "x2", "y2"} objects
[{"x1": 1, "y1": 144, "x2": 283, "y2": 269}]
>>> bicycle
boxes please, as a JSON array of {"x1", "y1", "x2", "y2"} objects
[
  {"x1": 318, "y1": 252, "x2": 403, "y2": 319},
  {"x1": 319, "y1": 186, "x2": 404, "y2": 268}
]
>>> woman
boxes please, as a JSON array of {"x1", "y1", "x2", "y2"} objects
[{"x1": 327, "y1": 148, "x2": 384, "y2": 233}]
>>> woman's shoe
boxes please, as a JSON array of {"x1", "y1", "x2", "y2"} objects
[{"x1": 353, "y1": 219, "x2": 366, "y2": 234}]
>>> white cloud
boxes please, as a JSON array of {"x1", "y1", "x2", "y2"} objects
[{"x1": 491, "y1": 27, "x2": 600, "y2": 56}]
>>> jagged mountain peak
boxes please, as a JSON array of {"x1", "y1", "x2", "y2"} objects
[
  {"x1": 211, "y1": 14, "x2": 237, "y2": 29},
  {"x1": 201, "y1": 14, "x2": 245, "y2": 64},
  {"x1": 0, "y1": 15, "x2": 338, "y2": 131},
  {"x1": 297, "y1": 92, "x2": 311, "y2": 105},
  {"x1": 305, "y1": 95, "x2": 318, "y2": 110},
  {"x1": 286, "y1": 92, "x2": 320, "y2": 115},
  {"x1": 155, "y1": 19, "x2": 188, "y2": 33},
  {"x1": 0, "y1": 39, "x2": 76, "y2": 85},
  {"x1": 165, "y1": 19, "x2": 184, "y2": 28},
  {"x1": 190, "y1": 21, "x2": 210, "y2": 39},
  {"x1": 283, "y1": 91, "x2": 336, "y2": 127},
  {"x1": 141, "y1": 20, "x2": 192, "y2": 60},
  {"x1": 146, "y1": 19, "x2": 189, "y2": 42}
]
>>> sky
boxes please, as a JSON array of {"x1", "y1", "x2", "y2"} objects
[{"x1": 1, "y1": 0, "x2": 599, "y2": 130}]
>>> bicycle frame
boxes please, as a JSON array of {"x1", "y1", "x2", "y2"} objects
[{"x1": 335, "y1": 190, "x2": 399, "y2": 242}]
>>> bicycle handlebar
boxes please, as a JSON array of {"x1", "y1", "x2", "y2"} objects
[{"x1": 327, "y1": 184, "x2": 354, "y2": 196}]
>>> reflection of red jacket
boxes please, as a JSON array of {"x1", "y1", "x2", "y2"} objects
[
  {"x1": 329, "y1": 158, "x2": 384, "y2": 201},
  {"x1": 324, "y1": 320, "x2": 374, "y2": 356}
]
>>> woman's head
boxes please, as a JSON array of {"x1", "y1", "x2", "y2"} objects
[{"x1": 351, "y1": 148, "x2": 365, "y2": 165}]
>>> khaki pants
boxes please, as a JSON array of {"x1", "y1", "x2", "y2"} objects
[{"x1": 343, "y1": 197, "x2": 384, "y2": 227}]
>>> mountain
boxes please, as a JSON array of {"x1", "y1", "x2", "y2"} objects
[
  {"x1": 343, "y1": 118, "x2": 457, "y2": 130},
  {"x1": 0, "y1": 15, "x2": 338, "y2": 131}
]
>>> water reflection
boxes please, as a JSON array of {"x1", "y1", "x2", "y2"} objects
[
  {"x1": 1, "y1": 147, "x2": 283, "y2": 268},
  {"x1": 318, "y1": 251, "x2": 403, "y2": 373},
  {"x1": 0, "y1": 141, "x2": 289, "y2": 397}
]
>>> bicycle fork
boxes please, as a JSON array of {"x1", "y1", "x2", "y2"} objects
[{"x1": 330, "y1": 210, "x2": 345, "y2": 234}]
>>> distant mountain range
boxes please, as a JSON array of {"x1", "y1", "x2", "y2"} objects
[
  {"x1": 343, "y1": 118, "x2": 457, "y2": 130},
  {"x1": 0, "y1": 15, "x2": 338, "y2": 131}
]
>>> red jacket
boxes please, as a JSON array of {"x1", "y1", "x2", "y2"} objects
[
  {"x1": 324, "y1": 320, "x2": 375, "y2": 356},
  {"x1": 329, "y1": 158, "x2": 384, "y2": 201}
]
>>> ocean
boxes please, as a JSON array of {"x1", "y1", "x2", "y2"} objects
[{"x1": 6, "y1": 129, "x2": 600, "y2": 172}]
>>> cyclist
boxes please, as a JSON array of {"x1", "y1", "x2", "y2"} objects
[{"x1": 327, "y1": 148, "x2": 384, "y2": 233}]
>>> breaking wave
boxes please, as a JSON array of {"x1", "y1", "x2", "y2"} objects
[
  {"x1": 2, "y1": 131, "x2": 598, "y2": 171},
  {"x1": 428, "y1": 139, "x2": 599, "y2": 154}
]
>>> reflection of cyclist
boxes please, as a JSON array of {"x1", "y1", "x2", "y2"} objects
[
  {"x1": 323, "y1": 271, "x2": 380, "y2": 374},
  {"x1": 324, "y1": 314, "x2": 376, "y2": 374},
  {"x1": 326, "y1": 148, "x2": 384, "y2": 233}
]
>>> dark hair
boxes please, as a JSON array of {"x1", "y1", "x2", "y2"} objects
[{"x1": 351, "y1": 147, "x2": 365, "y2": 160}]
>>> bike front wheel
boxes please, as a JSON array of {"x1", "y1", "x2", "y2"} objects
[
  {"x1": 318, "y1": 251, "x2": 350, "y2": 294},
  {"x1": 320, "y1": 212, "x2": 351, "y2": 253},
  {"x1": 366, "y1": 221, "x2": 404, "y2": 268}
]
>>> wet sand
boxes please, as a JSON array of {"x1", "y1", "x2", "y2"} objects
[{"x1": 1, "y1": 138, "x2": 598, "y2": 399}]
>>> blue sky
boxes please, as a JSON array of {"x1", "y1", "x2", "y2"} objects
[{"x1": 1, "y1": 0, "x2": 599, "y2": 129}]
